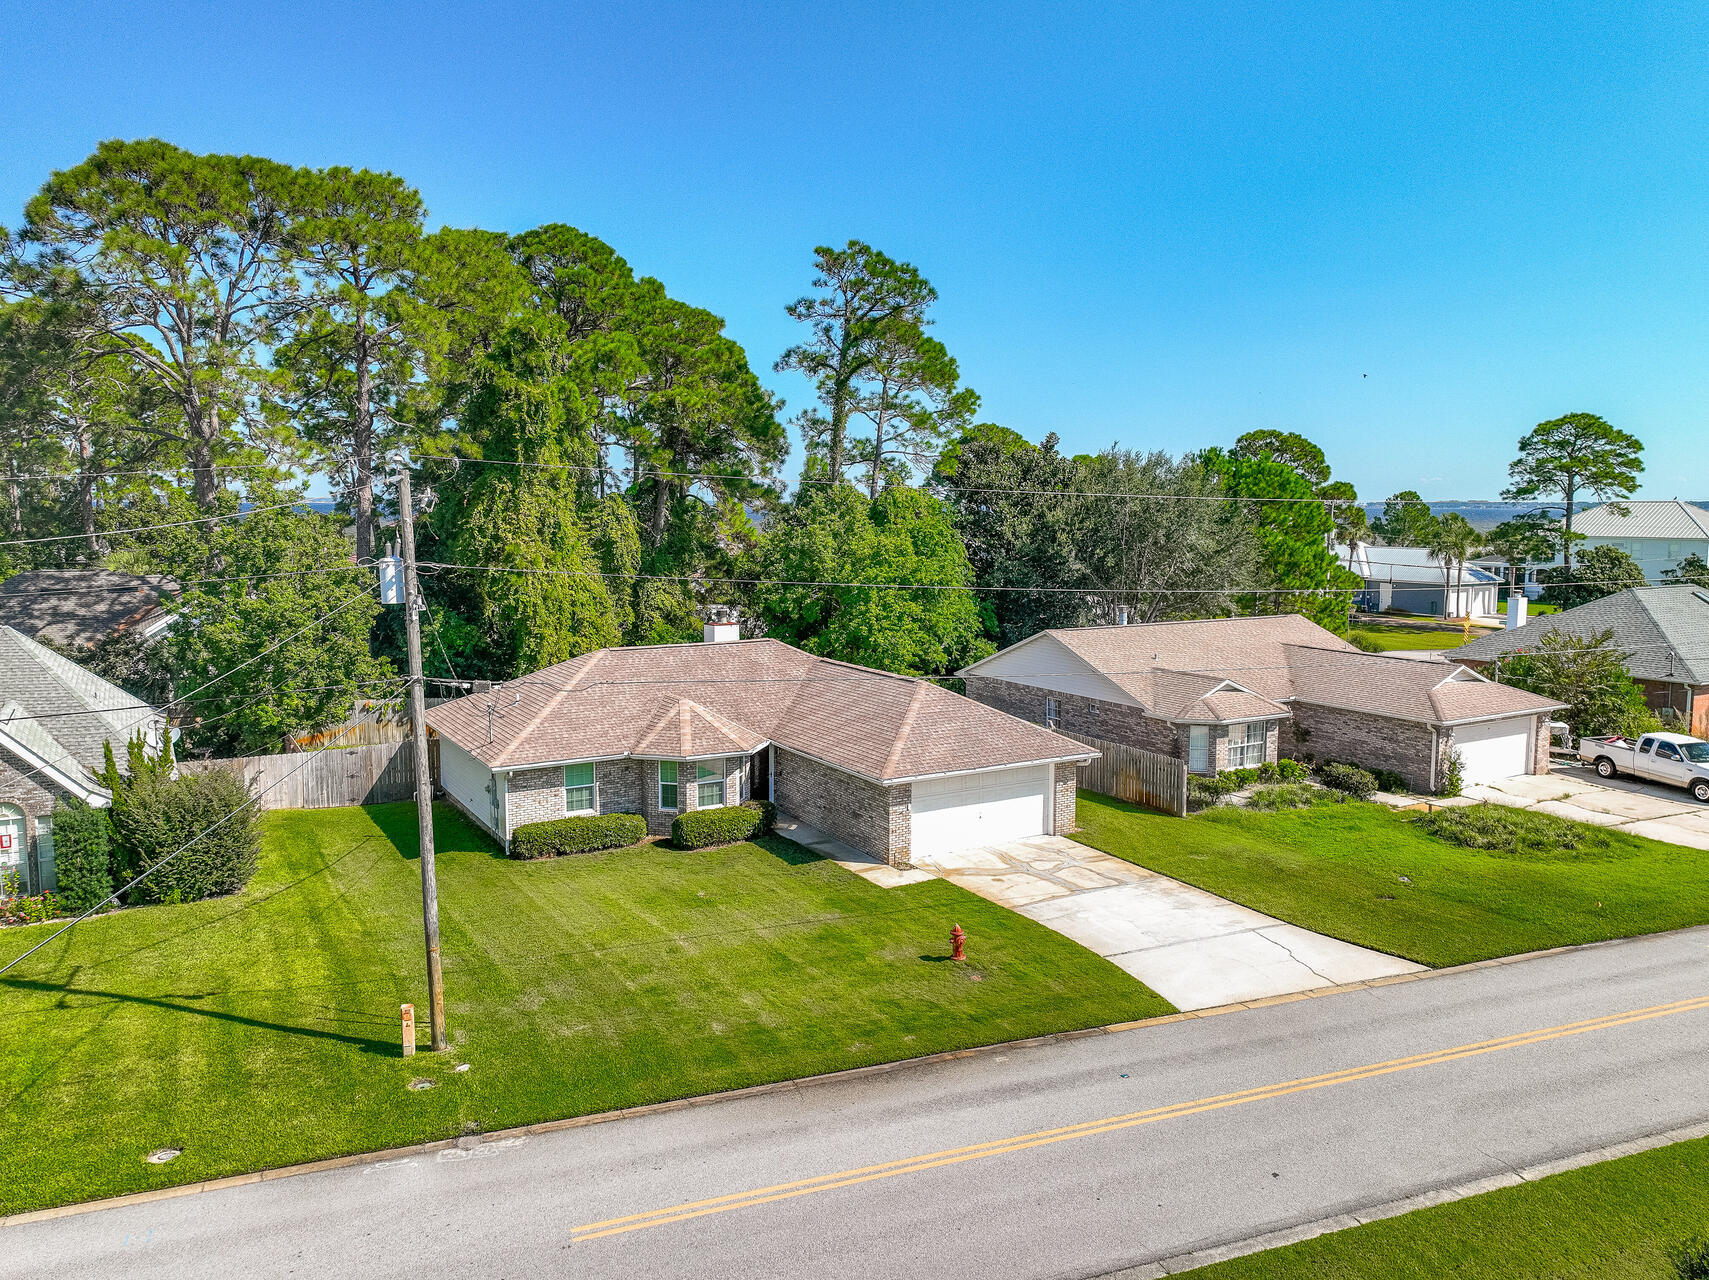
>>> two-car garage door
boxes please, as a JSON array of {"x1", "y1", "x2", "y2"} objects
[
  {"x1": 911, "y1": 765, "x2": 1051, "y2": 859},
  {"x1": 1453, "y1": 717, "x2": 1533, "y2": 786}
]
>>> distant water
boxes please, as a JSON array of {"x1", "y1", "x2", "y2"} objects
[{"x1": 1362, "y1": 499, "x2": 1709, "y2": 532}]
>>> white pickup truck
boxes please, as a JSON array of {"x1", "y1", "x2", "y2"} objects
[{"x1": 1578, "y1": 732, "x2": 1709, "y2": 802}]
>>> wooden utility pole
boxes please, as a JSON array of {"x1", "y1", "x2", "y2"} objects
[{"x1": 394, "y1": 464, "x2": 448, "y2": 1051}]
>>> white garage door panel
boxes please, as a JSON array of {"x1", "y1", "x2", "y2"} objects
[
  {"x1": 1453, "y1": 718, "x2": 1531, "y2": 785},
  {"x1": 911, "y1": 765, "x2": 1049, "y2": 858}
]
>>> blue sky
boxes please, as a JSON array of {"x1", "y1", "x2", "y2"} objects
[{"x1": 5, "y1": 1, "x2": 1705, "y2": 500}]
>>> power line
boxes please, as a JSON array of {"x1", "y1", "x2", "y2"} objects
[
  {"x1": 415, "y1": 452, "x2": 1559, "y2": 507},
  {"x1": 6, "y1": 459, "x2": 302, "y2": 482},
  {"x1": 0, "y1": 715, "x2": 386, "y2": 978},
  {"x1": 0, "y1": 500, "x2": 304, "y2": 548},
  {"x1": 0, "y1": 563, "x2": 371, "y2": 597},
  {"x1": 420, "y1": 560, "x2": 1687, "y2": 597}
]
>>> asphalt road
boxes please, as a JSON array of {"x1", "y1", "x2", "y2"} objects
[{"x1": 11, "y1": 927, "x2": 1709, "y2": 1280}]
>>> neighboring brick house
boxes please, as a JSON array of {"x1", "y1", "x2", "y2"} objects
[
  {"x1": 1453, "y1": 585, "x2": 1709, "y2": 739},
  {"x1": 425, "y1": 626, "x2": 1094, "y2": 866},
  {"x1": 0, "y1": 624, "x2": 168, "y2": 893},
  {"x1": 960, "y1": 615, "x2": 1563, "y2": 794}
]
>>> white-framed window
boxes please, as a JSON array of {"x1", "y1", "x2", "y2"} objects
[
  {"x1": 1188, "y1": 725, "x2": 1211, "y2": 774},
  {"x1": 0, "y1": 803, "x2": 23, "y2": 882},
  {"x1": 564, "y1": 762, "x2": 596, "y2": 814},
  {"x1": 1227, "y1": 722, "x2": 1266, "y2": 769},
  {"x1": 659, "y1": 761, "x2": 679, "y2": 810},
  {"x1": 697, "y1": 760, "x2": 726, "y2": 808},
  {"x1": 1044, "y1": 697, "x2": 1060, "y2": 728}
]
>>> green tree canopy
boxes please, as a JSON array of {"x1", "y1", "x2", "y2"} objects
[
  {"x1": 744, "y1": 485, "x2": 989, "y2": 676},
  {"x1": 1370, "y1": 490, "x2": 1440, "y2": 547},
  {"x1": 1205, "y1": 447, "x2": 1361, "y2": 633},
  {"x1": 1502, "y1": 412, "x2": 1643, "y2": 571},
  {"x1": 1537, "y1": 543, "x2": 1648, "y2": 609},
  {"x1": 1495, "y1": 628, "x2": 1657, "y2": 739},
  {"x1": 775, "y1": 241, "x2": 949, "y2": 485}
]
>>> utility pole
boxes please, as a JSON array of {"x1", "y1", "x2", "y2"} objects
[{"x1": 391, "y1": 461, "x2": 448, "y2": 1052}]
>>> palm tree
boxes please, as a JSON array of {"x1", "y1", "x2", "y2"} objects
[{"x1": 1427, "y1": 513, "x2": 1484, "y2": 621}]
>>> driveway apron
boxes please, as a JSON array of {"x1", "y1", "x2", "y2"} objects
[{"x1": 910, "y1": 835, "x2": 1422, "y2": 1009}]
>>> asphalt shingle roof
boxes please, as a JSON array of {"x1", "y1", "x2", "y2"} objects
[
  {"x1": 971, "y1": 614, "x2": 1561, "y2": 726},
  {"x1": 1453, "y1": 586, "x2": 1709, "y2": 686},
  {"x1": 0, "y1": 569, "x2": 174, "y2": 650},
  {"x1": 426, "y1": 639, "x2": 1094, "y2": 783},
  {"x1": 0, "y1": 624, "x2": 164, "y2": 788}
]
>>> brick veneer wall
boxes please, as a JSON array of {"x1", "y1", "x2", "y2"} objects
[
  {"x1": 0, "y1": 753, "x2": 58, "y2": 892},
  {"x1": 963, "y1": 675, "x2": 1283, "y2": 775},
  {"x1": 1530, "y1": 715, "x2": 1551, "y2": 774},
  {"x1": 773, "y1": 747, "x2": 911, "y2": 866},
  {"x1": 1052, "y1": 761, "x2": 1078, "y2": 834},
  {"x1": 1290, "y1": 703, "x2": 1444, "y2": 793},
  {"x1": 506, "y1": 754, "x2": 759, "y2": 841},
  {"x1": 963, "y1": 676, "x2": 1182, "y2": 756}
]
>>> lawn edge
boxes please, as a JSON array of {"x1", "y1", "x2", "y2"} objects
[
  {"x1": 8, "y1": 921, "x2": 1707, "y2": 1229},
  {"x1": 1108, "y1": 1115, "x2": 1709, "y2": 1278}
]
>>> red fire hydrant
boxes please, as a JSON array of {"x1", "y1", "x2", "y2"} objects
[{"x1": 951, "y1": 924, "x2": 966, "y2": 962}]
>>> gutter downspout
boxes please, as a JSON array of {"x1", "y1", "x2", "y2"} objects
[{"x1": 1428, "y1": 726, "x2": 1440, "y2": 794}]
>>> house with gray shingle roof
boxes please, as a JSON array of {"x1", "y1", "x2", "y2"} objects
[
  {"x1": 1453, "y1": 585, "x2": 1709, "y2": 737},
  {"x1": 0, "y1": 569, "x2": 176, "y2": 650},
  {"x1": 0, "y1": 624, "x2": 168, "y2": 893},
  {"x1": 425, "y1": 627, "x2": 1096, "y2": 865},
  {"x1": 961, "y1": 614, "x2": 1563, "y2": 794}
]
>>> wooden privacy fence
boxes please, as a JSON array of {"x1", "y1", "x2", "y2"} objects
[
  {"x1": 181, "y1": 739, "x2": 439, "y2": 811},
  {"x1": 1060, "y1": 730, "x2": 1188, "y2": 817}
]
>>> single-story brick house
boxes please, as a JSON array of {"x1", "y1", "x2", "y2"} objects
[
  {"x1": 0, "y1": 624, "x2": 168, "y2": 893},
  {"x1": 1452, "y1": 585, "x2": 1709, "y2": 738},
  {"x1": 959, "y1": 615, "x2": 1564, "y2": 793},
  {"x1": 424, "y1": 628, "x2": 1096, "y2": 866}
]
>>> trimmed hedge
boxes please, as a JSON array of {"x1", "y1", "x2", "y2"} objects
[
  {"x1": 1318, "y1": 762, "x2": 1379, "y2": 799},
  {"x1": 511, "y1": 812, "x2": 646, "y2": 860},
  {"x1": 671, "y1": 800, "x2": 777, "y2": 850},
  {"x1": 50, "y1": 799, "x2": 113, "y2": 914}
]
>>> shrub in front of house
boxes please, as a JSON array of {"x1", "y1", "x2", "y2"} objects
[
  {"x1": 1368, "y1": 768, "x2": 1409, "y2": 794},
  {"x1": 510, "y1": 812, "x2": 647, "y2": 860},
  {"x1": 50, "y1": 798, "x2": 114, "y2": 915},
  {"x1": 106, "y1": 759, "x2": 260, "y2": 905},
  {"x1": 1246, "y1": 783, "x2": 1324, "y2": 811},
  {"x1": 1187, "y1": 774, "x2": 1239, "y2": 808},
  {"x1": 671, "y1": 801, "x2": 777, "y2": 850},
  {"x1": 1413, "y1": 803, "x2": 1599, "y2": 858},
  {"x1": 1317, "y1": 762, "x2": 1378, "y2": 800}
]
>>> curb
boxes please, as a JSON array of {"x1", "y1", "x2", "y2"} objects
[
  {"x1": 6, "y1": 923, "x2": 1706, "y2": 1230},
  {"x1": 1099, "y1": 1117, "x2": 1709, "y2": 1278}
]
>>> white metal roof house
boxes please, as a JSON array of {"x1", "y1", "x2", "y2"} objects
[
  {"x1": 0, "y1": 624, "x2": 168, "y2": 893},
  {"x1": 1336, "y1": 542, "x2": 1503, "y2": 621},
  {"x1": 1564, "y1": 500, "x2": 1709, "y2": 576}
]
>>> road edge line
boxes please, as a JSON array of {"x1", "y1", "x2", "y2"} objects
[
  {"x1": 1097, "y1": 1117, "x2": 1709, "y2": 1279},
  {"x1": 8, "y1": 923, "x2": 1709, "y2": 1230}
]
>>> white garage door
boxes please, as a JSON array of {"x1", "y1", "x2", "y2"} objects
[
  {"x1": 1452, "y1": 718, "x2": 1532, "y2": 785},
  {"x1": 911, "y1": 765, "x2": 1050, "y2": 859}
]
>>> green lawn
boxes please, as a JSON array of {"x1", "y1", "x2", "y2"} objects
[
  {"x1": 1074, "y1": 791, "x2": 1709, "y2": 967},
  {"x1": 0, "y1": 803, "x2": 1168, "y2": 1215},
  {"x1": 1176, "y1": 1136, "x2": 1709, "y2": 1280},
  {"x1": 1348, "y1": 623, "x2": 1479, "y2": 651}
]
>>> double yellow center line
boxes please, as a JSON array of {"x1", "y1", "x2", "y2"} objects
[{"x1": 570, "y1": 992, "x2": 1709, "y2": 1244}]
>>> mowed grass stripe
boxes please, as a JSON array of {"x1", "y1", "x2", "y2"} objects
[{"x1": 0, "y1": 804, "x2": 1170, "y2": 1216}]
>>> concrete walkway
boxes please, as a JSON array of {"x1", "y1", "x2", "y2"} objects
[
  {"x1": 1467, "y1": 763, "x2": 1709, "y2": 850},
  {"x1": 772, "y1": 815, "x2": 934, "y2": 888},
  {"x1": 909, "y1": 835, "x2": 1422, "y2": 1009}
]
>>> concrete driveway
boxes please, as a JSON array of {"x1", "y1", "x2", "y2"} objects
[
  {"x1": 1467, "y1": 763, "x2": 1709, "y2": 850},
  {"x1": 909, "y1": 836, "x2": 1421, "y2": 1010}
]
